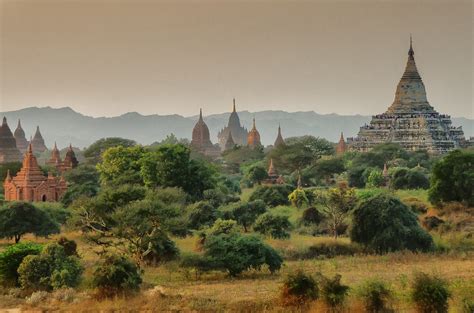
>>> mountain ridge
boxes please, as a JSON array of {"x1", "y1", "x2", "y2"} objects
[{"x1": 1, "y1": 106, "x2": 472, "y2": 149}]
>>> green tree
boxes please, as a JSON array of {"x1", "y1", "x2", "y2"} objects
[
  {"x1": 253, "y1": 213, "x2": 291, "y2": 239},
  {"x1": 61, "y1": 164, "x2": 100, "y2": 206},
  {"x1": 0, "y1": 202, "x2": 60, "y2": 243},
  {"x1": 222, "y1": 146, "x2": 265, "y2": 173},
  {"x1": 366, "y1": 169, "x2": 385, "y2": 188},
  {"x1": 83, "y1": 137, "x2": 136, "y2": 164},
  {"x1": 311, "y1": 157, "x2": 345, "y2": 185},
  {"x1": 288, "y1": 188, "x2": 309, "y2": 208},
  {"x1": 429, "y1": 150, "x2": 474, "y2": 206},
  {"x1": 245, "y1": 164, "x2": 268, "y2": 186},
  {"x1": 350, "y1": 194, "x2": 433, "y2": 253},
  {"x1": 203, "y1": 233, "x2": 283, "y2": 276},
  {"x1": 219, "y1": 200, "x2": 267, "y2": 232},
  {"x1": 249, "y1": 184, "x2": 293, "y2": 207},
  {"x1": 186, "y1": 201, "x2": 218, "y2": 230},
  {"x1": 97, "y1": 145, "x2": 146, "y2": 185},
  {"x1": 314, "y1": 183, "x2": 357, "y2": 239},
  {"x1": 0, "y1": 242, "x2": 42, "y2": 287}
]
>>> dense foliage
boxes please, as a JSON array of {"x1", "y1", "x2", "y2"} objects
[
  {"x1": 253, "y1": 213, "x2": 291, "y2": 239},
  {"x1": 249, "y1": 184, "x2": 293, "y2": 207},
  {"x1": 411, "y1": 272, "x2": 451, "y2": 313},
  {"x1": 350, "y1": 194, "x2": 433, "y2": 253},
  {"x1": 281, "y1": 270, "x2": 319, "y2": 306},
  {"x1": 0, "y1": 242, "x2": 43, "y2": 287}
]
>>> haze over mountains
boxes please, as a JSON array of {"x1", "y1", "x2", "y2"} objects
[{"x1": 1, "y1": 106, "x2": 472, "y2": 149}]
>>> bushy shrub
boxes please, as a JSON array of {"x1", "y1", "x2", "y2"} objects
[
  {"x1": 141, "y1": 230, "x2": 179, "y2": 265},
  {"x1": 186, "y1": 201, "x2": 218, "y2": 230},
  {"x1": 249, "y1": 185, "x2": 293, "y2": 207},
  {"x1": 0, "y1": 242, "x2": 42, "y2": 287},
  {"x1": 411, "y1": 272, "x2": 451, "y2": 313},
  {"x1": 57, "y1": 237, "x2": 78, "y2": 257},
  {"x1": 358, "y1": 279, "x2": 393, "y2": 313},
  {"x1": 92, "y1": 254, "x2": 142, "y2": 298},
  {"x1": 300, "y1": 207, "x2": 324, "y2": 226},
  {"x1": 422, "y1": 216, "x2": 445, "y2": 231},
  {"x1": 253, "y1": 213, "x2": 291, "y2": 239},
  {"x1": 351, "y1": 194, "x2": 434, "y2": 253},
  {"x1": 26, "y1": 290, "x2": 49, "y2": 306},
  {"x1": 17, "y1": 243, "x2": 83, "y2": 291},
  {"x1": 288, "y1": 188, "x2": 309, "y2": 208},
  {"x1": 282, "y1": 242, "x2": 361, "y2": 261},
  {"x1": 462, "y1": 297, "x2": 474, "y2": 313},
  {"x1": 281, "y1": 270, "x2": 319, "y2": 306},
  {"x1": 320, "y1": 274, "x2": 350, "y2": 309},
  {"x1": 219, "y1": 200, "x2": 266, "y2": 232},
  {"x1": 203, "y1": 233, "x2": 283, "y2": 276}
]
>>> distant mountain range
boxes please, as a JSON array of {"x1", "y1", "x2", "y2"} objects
[{"x1": 1, "y1": 106, "x2": 472, "y2": 149}]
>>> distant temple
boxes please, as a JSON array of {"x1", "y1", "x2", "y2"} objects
[
  {"x1": 274, "y1": 124, "x2": 285, "y2": 147},
  {"x1": 190, "y1": 109, "x2": 220, "y2": 157},
  {"x1": 217, "y1": 99, "x2": 248, "y2": 149},
  {"x1": 47, "y1": 143, "x2": 79, "y2": 173},
  {"x1": 336, "y1": 132, "x2": 347, "y2": 155},
  {"x1": 263, "y1": 158, "x2": 284, "y2": 185},
  {"x1": 0, "y1": 117, "x2": 22, "y2": 164},
  {"x1": 224, "y1": 131, "x2": 236, "y2": 151},
  {"x1": 348, "y1": 37, "x2": 466, "y2": 154},
  {"x1": 31, "y1": 126, "x2": 48, "y2": 153},
  {"x1": 4, "y1": 143, "x2": 67, "y2": 202},
  {"x1": 247, "y1": 118, "x2": 262, "y2": 148},
  {"x1": 14, "y1": 119, "x2": 29, "y2": 153}
]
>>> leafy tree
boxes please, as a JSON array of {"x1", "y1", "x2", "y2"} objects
[
  {"x1": 249, "y1": 184, "x2": 293, "y2": 207},
  {"x1": 222, "y1": 146, "x2": 265, "y2": 173},
  {"x1": 61, "y1": 164, "x2": 100, "y2": 206},
  {"x1": 314, "y1": 183, "x2": 357, "y2": 239},
  {"x1": 186, "y1": 201, "x2": 218, "y2": 230},
  {"x1": 350, "y1": 194, "x2": 433, "y2": 253},
  {"x1": 18, "y1": 243, "x2": 83, "y2": 291},
  {"x1": 0, "y1": 242, "x2": 42, "y2": 287},
  {"x1": 203, "y1": 233, "x2": 283, "y2": 276},
  {"x1": 0, "y1": 202, "x2": 60, "y2": 243},
  {"x1": 288, "y1": 188, "x2": 309, "y2": 208},
  {"x1": 267, "y1": 136, "x2": 334, "y2": 173},
  {"x1": 83, "y1": 137, "x2": 136, "y2": 164},
  {"x1": 300, "y1": 207, "x2": 324, "y2": 226},
  {"x1": 311, "y1": 157, "x2": 345, "y2": 185},
  {"x1": 253, "y1": 213, "x2": 291, "y2": 239},
  {"x1": 92, "y1": 253, "x2": 142, "y2": 298},
  {"x1": 219, "y1": 200, "x2": 266, "y2": 232},
  {"x1": 245, "y1": 164, "x2": 268, "y2": 186},
  {"x1": 97, "y1": 145, "x2": 146, "y2": 185},
  {"x1": 429, "y1": 150, "x2": 474, "y2": 206},
  {"x1": 391, "y1": 167, "x2": 429, "y2": 190},
  {"x1": 366, "y1": 169, "x2": 385, "y2": 188}
]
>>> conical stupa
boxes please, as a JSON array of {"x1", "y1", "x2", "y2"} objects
[{"x1": 0, "y1": 117, "x2": 22, "y2": 164}]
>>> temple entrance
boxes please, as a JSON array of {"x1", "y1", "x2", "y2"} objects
[{"x1": 42, "y1": 194, "x2": 47, "y2": 202}]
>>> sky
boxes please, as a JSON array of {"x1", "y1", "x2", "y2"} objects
[{"x1": 0, "y1": 0, "x2": 472, "y2": 118}]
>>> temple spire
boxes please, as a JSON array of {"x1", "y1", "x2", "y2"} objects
[
  {"x1": 408, "y1": 34, "x2": 414, "y2": 59},
  {"x1": 252, "y1": 118, "x2": 256, "y2": 130},
  {"x1": 2, "y1": 116, "x2": 6, "y2": 126},
  {"x1": 232, "y1": 98, "x2": 236, "y2": 112},
  {"x1": 199, "y1": 108, "x2": 203, "y2": 121}
]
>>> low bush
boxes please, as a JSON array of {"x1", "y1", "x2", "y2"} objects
[
  {"x1": 0, "y1": 242, "x2": 42, "y2": 287},
  {"x1": 422, "y1": 216, "x2": 444, "y2": 231},
  {"x1": 57, "y1": 237, "x2": 78, "y2": 257},
  {"x1": 358, "y1": 278, "x2": 393, "y2": 313},
  {"x1": 26, "y1": 290, "x2": 49, "y2": 306},
  {"x1": 320, "y1": 273, "x2": 350, "y2": 309},
  {"x1": 402, "y1": 197, "x2": 428, "y2": 214},
  {"x1": 281, "y1": 270, "x2": 319, "y2": 306},
  {"x1": 461, "y1": 297, "x2": 474, "y2": 313},
  {"x1": 281, "y1": 241, "x2": 362, "y2": 261},
  {"x1": 253, "y1": 213, "x2": 291, "y2": 239},
  {"x1": 411, "y1": 272, "x2": 451, "y2": 313},
  {"x1": 300, "y1": 207, "x2": 324, "y2": 226},
  {"x1": 17, "y1": 243, "x2": 83, "y2": 291},
  {"x1": 92, "y1": 253, "x2": 142, "y2": 298}
]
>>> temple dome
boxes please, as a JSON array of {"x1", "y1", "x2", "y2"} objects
[
  {"x1": 191, "y1": 109, "x2": 213, "y2": 148},
  {"x1": 247, "y1": 118, "x2": 261, "y2": 148},
  {"x1": 31, "y1": 126, "x2": 47, "y2": 153}
]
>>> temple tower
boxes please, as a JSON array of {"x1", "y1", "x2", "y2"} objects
[
  {"x1": 47, "y1": 142, "x2": 62, "y2": 167},
  {"x1": 274, "y1": 124, "x2": 285, "y2": 147},
  {"x1": 247, "y1": 118, "x2": 261, "y2": 148},
  {"x1": 217, "y1": 99, "x2": 249, "y2": 149},
  {"x1": 14, "y1": 119, "x2": 28, "y2": 153},
  {"x1": 31, "y1": 126, "x2": 47, "y2": 153},
  {"x1": 62, "y1": 144, "x2": 79, "y2": 170},
  {"x1": 336, "y1": 132, "x2": 347, "y2": 155},
  {"x1": 0, "y1": 117, "x2": 22, "y2": 164}
]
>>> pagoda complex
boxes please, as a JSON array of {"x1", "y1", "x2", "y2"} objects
[
  {"x1": 14, "y1": 119, "x2": 29, "y2": 153},
  {"x1": 47, "y1": 143, "x2": 79, "y2": 173},
  {"x1": 0, "y1": 117, "x2": 22, "y2": 164},
  {"x1": 247, "y1": 118, "x2": 262, "y2": 148},
  {"x1": 31, "y1": 126, "x2": 48, "y2": 153},
  {"x1": 190, "y1": 109, "x2": 220, "y2": 157},
  {"x1": 348, "y1": 38, "x2": 466, "y2": 154},
  {"x1": 217, "y1": 99, "x2": 248, "y2": 149},
  {"x1": 4, "y1": 143, "x2": 67, "y2": 202}
]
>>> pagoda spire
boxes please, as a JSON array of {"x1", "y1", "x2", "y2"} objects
[
  {"x1": 408, "y1": 34, "x2": 414, "y2": 59},
  {"x1": 232, "y1": 98, "x2": 236, "y2": 112},
  {"x1": 252, "y1": 118, "x2": 256, "y2": 130},
  {"x1": 199, "y1": 108, "x2": 203, "y2": 121},
  {"x1": 5, "y1": 169, "x2": 11, "y2": 182},
  {"x1": 2, "y1": 116, "x2": 7, "y2": 126},
  {"x1": 17, "y1": 119, "x2": 22, "y2": 129}
]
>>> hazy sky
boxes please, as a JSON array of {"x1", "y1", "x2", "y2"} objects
[{"x1": 1, "y1": 0, "x2": 472, "y2": 118}]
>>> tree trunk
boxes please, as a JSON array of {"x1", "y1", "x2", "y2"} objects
[{"x1": 15, "y1": 234, "x2": 21, "y2": 243}]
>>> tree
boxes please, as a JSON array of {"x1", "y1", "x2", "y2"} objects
[
  {"x1": 288, "y1": 188, "x2": 309, "y2": 208},
  {"x1": 249, "y1": 184, "x2": 293, "y2": 207},
  {"x1": 17, "y1": 243, "x2": 83, "y2": 291},
  {"x1": 83, "y1": 137, "x2": 136, "y2": 164},
  {"x1": 221, "y1": 146, "x2": 265, "y2": 173},
  {"x1": 350, "y1": 194, "x2": 433, "y2": 253},
  {"x1": 253, "y1": 213, "x2": 291, "y2": 239},
  {"x1": 366, "y1": 169, "x2": 385, "y2": 188},
  {"x1": 429, "y1": 150, "x2": 474, "y2": 206},
  {"x1": 311, "y1": 157, "x2": 345, "y2": 185},
  {"x1": 245, "y1": 164, "x2": 268, "y2": 186},
  {"x1": 203, "y1": 233, "x2": 283, "y2": 276},
  {"x1": 267, "y1": 136, "x2": 334, "y2": 173},
  {"x1": 314, "y1": 183, "x2": 357, "y2": 239},
  {"x1": 219, "y1": 200, "x2": 267, "y2": 232},
  {"x1": 0, "y1": 242, "x2": 42, "y2": 287},
  {"x1": 61, "y1": 164, "x2": 100, "y2": 206},
  {"x1": 0, "y1": 202, "x2": 60, "y2": 243},
  {"x1": 96, "y1": 145, "x2": 146, "y2": 185},
  {"x1": 186, "y1": 201, "x2": 218, "y2": 230}
]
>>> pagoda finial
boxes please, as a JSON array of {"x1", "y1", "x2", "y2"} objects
[
  {"x1": 53, "y1": 141, "x2": 58, "y2": 150},
  {"x1": 17, "y1": 119, "x2": 22, "y2": 129},
  {"x1": 252, "y1": 117, "x2": 256, "y2": 130},
  {"x1": 5, "y1": 169, "x2": 11, "y2": 182},
  {"x1": 27, "y1": 141, "x2": 33, "y2": 154},
  {"x1": 199, "y1": 108, "x2": 203, "y2": 120},
  {"x1": 340, "y1": 132, "x2": 344, "y2": 141},
  {"x1": 408, "y1": 34, "x2": 414, "y2": 59},
  {"x1": 232, "y1": 98, "x2": 236, "y2": 112},
  {"x1": 2, "y1": 116, "x2": 6, "y2": 125}
]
